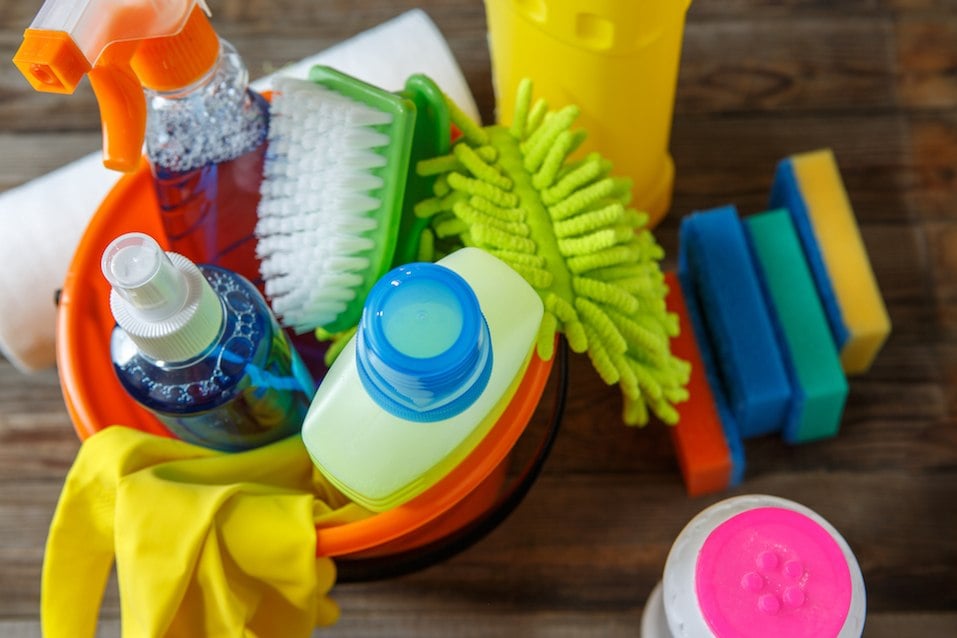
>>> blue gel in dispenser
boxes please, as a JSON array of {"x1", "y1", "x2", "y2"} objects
[
  {"x1": 356, "y1": 263, "x2": 493, "y2": 422},
  {"x1": 104, "y1": 233, "x2": 313, "y2": 452}
]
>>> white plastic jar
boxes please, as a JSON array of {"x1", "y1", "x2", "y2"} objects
[{"x1": 642, "y1": 494, "x2": 866, "y2": 638}]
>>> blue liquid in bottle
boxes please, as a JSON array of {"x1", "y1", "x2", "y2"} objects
[{"x1": 104, "y1": 233, "x2": 313, "y2": 452}]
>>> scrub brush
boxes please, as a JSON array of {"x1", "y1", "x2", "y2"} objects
[
  {"x1": 414, "y1": 79, "x2": 690, "y2": 426},
  {"x1": 256, "y1": 65, "x2": 429, "y2": 335}
]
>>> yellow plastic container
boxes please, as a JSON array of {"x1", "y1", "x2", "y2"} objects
[{"x1": 484, "y1": 0, "x2": 692, "y2": 227}]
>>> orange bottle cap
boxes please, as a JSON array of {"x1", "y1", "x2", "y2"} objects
[{"x1": 133, "y1": 7, "x2": 220, "y2": 92}]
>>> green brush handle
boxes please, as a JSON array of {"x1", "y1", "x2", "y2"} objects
[{"x1": 393, "y1": 74, "x2": 451, "y2": 267}]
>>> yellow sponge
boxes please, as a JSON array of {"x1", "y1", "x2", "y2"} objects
[{"x1": 769, "y1": 149, "x2": 891, "y2": 374}]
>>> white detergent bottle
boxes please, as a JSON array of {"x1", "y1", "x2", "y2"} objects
[
  {"x1": 301, "y1": 247, "x2": 544, "y2": 511},
  {"x1": 642, "y1": 494, "x2": 867, "y2": 638}
]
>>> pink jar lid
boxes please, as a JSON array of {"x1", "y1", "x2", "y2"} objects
[{"x1": 695, "y1": 506, "x2": 851, "y2": 637}]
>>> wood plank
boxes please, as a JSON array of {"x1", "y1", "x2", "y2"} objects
[
  {"x1": 681, "y1": 0, "x2": 957, "y2": 18},
  {"x1": 4, "y1": 10, "x2": 957, "y2": 132},
  {"x1": 678, "y1": 17, "x2": 899, "y2": 114},
  {"x1": 0, "y1": 134, "x2": 100, "y2": 192},
  {"x1": 4, "y1": 612, "x2": 957, "y2": 638},
  {"x1": 896, "y1": 18, "x2": 957, "y2": 108},
  {"x1": 669, "y1": 112, "x2": 936, "y2": 223},
  {"x1": 318, "y1": 611, "x2": 957, "y2": 638},
  {"x1": 330, "y1": 472, "x2": 957, "y2": 614},
  {"x1": 2, "y1": 472, "x2": 953, "y2": 618},
  {"x1": 0, "y1": 362, "x2": 77, "y2": 479}
]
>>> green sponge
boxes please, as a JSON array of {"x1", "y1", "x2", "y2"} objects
[{"x1": 745, "y1": 209, "x2": 849, "y2": 443}]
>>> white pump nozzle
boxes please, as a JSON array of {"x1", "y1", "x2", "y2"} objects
[
  {"x1": 102, "y1": 233, "x2": 189, "y2": 322},
  {"x1": 103, "y1": 232, "x2": 223, "y2": 362}
]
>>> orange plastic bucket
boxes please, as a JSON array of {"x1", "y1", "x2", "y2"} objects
[{"x1": 56, "y1": 159, "x2": 558, "y2": 563}]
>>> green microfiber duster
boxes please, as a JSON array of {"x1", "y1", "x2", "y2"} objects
[{"x1": 414, "y1": 80, "x2": 689, "y2": 426}]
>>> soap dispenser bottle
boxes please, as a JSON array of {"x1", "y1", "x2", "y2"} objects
[
  {"x1": 101, "y1": 232, "x2": 313, "y2": 451},
  {"x1": 302, "y1": 247, "x2": 545, "y2": 511},
  {"x1": 15, "y1": 0, "x2": 268, "y2": 287}
]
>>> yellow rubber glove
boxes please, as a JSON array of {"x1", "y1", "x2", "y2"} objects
[{"x1": 42, "y1": 426, "x2": 367, "y2": 638}]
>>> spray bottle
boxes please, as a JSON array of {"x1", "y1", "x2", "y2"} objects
[
  {"x1": 14, "y1": 0, "x2": 268, "y2": 287},
  {"x1": 101, "y1": 232, "x2": 313, "y2": 451}
]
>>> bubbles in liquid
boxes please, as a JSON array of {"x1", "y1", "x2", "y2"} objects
[{"x1": 146, "y1": 41, "x2": 267, "y2": 173}]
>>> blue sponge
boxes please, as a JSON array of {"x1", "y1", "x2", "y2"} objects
[
  {"x1": 678, "y1": 205, "x2": 792, "y2": 439},
  {"x1": 674, "y1": 269, "x2": 747, "y2": 485},
  {"x1": 769, "y1": 157, "x2": 848, "y2": 349}
]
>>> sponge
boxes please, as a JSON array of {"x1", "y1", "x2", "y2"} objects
[
  {"x1": 769, "y1": 148, "x2": 891, "y2": 374},
  {"x1": 664, "y1": 272, "x2": 740, "y2": 493},
  {"x1": 678, "y1": 205, "x2": 792, "y2": 439},
  {"x1": 745, "y1": 209, "x2": 849, "y2": 444}
]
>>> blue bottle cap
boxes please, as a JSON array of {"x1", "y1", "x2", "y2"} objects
[{"x1": 356, "y1": 262, "x2": 493, "y2": 422}]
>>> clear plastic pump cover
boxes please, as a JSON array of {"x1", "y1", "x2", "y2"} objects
[
  {"x1": 102, "y1": 232, "x2": 223, "y2": 362},
  {"x1": 102, "y1": 232, "x2": 189, "y2": 322}
]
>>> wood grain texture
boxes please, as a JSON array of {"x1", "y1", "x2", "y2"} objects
[{"x1": 1, "y1": 0, "x2": 956, "y2": 635}]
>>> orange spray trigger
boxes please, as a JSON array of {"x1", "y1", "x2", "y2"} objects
[
  {"x1": 13, "y1": 0, "x2": 216, "y2": 172},
  {"x1": 88, "y1": 42, "x2": 147, "y2": 173}
]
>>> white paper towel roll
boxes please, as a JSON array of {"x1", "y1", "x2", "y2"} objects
[{"x1": 0, "y1": 9, "x2": 479, "y2": 373}]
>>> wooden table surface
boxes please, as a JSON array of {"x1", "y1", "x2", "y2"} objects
[{"x1": 2, "y1": 1, "x2": 956, "y2": 636}]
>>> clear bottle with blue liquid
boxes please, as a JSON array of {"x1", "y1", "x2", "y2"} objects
[{"x1": 102, "y1": 232, "x2": 313, "y2": 451}]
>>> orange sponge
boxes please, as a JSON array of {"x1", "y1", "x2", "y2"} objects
[{"x1": 664, "y1": 272, "x2": 736, "y2": 496}]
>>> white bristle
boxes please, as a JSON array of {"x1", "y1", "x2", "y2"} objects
[{"x1": 256, "y1": 76, "x2": 404, "y2": 331}]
